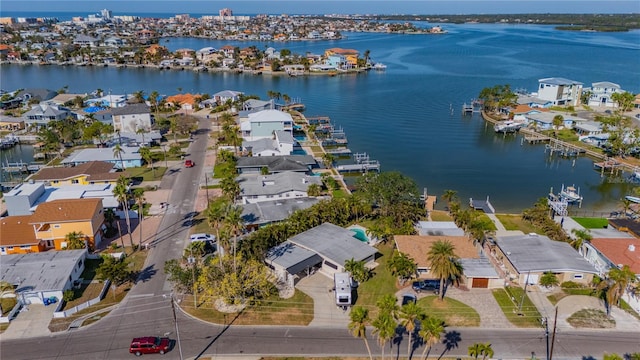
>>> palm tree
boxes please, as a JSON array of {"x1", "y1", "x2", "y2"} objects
[
  {"x1": 132, "y1": 188, "x2": 146, "y2": 247},
  {"x1": 399, "y1": 302, "x2": 425, "y2": 358},
  {"x1": 376, "y1": 294, "x2": 400, "y2": 319},
  {"x1": 468, "y1": 342, "x2": 483, "y2": 359},
  {"x1": 598, "y1": 265, "x2": 637, "y2": 316},
  {"x1": 427, "y1": 240, "x2": 463, "y2": 300},
  {"x1": 348, "y1": 306, "x2": 373, "y2": 360},
  {"x1": 570, "y1": 228, "x2": 592, "y2": 251},
  {"x1": 113, "y1": 176, "x2": 134, "y2": 249},
  {"x1": 136, "y1": 126, "x2": 148, "y2": 146},
  {"x1": 139, "y1": 147, "x2": 155, "y2": 178},
  {"x1": 418, "y1": 316, "x2": 446, "y2": 360},
  {"x1": 372, "y1": 311, "x2": 396, "y2": 360},
  {"x1": 64, "y1": 231, "x2": 86, "y2": 250},
  {"x1": 207, "y1": 198, "x2": 230, "y2": 256},
  {"x1": 224, "y1": 204, "x2": 245, "y2": 273},
  {"x1": 112, "y1": 143, "x2": 125, "y2": 170},
  {"x1": 552, "y1": 114, "x2": 564, "y2": 137},
  {"x1": 0, "y1": 281, "x2": 17, "y2": 315}
]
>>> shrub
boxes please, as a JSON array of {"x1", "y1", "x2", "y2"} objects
[
  {"x1": 561, "y1": 281, "x2": 585, "y2": 289},
  {"x1": 63, "y1": 289, "x2": 76, "y2": 302}
]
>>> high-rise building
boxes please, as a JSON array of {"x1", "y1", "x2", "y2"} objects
[
  {"x1": 101, "y1": 9, "x2": 112, "y2": 20},
  {"x1": 219, "y1": 8, "x2": 233, "y2": 17}
]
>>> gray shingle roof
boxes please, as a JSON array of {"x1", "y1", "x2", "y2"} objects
[
  {"x1": 110, "y1": 103, "x2": 150, "y2": 116},
  {"x1": 238, "y1": 172, "x2": 322, "y2": 197},
  {"x1": 288, "y1": 223, "x2": 378, "y2": 266},
  {"x1": 266, "y1": 242, "x2": 323, "y2": 274},
  {"x1": 236, "y1": 155, "x2": 316, "y2": 172},
  {"x1": 0, "y1": 250, "x2": 86, "y2": 292},
  {"x1": 496, "y1": 234, "x2": 597, "y2": 273},
  {"x1": 242, "y1": 197, "x2": 320, "y2": 225},
  {"x1": 459, "y1": 257, "x2": 500, "y2": 278}
]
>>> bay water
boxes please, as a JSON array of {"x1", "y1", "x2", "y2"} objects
[{"x1": 2, "y1": 24, "x2": 639, "y2": 212}]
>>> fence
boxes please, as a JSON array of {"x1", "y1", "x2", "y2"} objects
[
  {"x1": 52, "y1": 280, "x2": 111, "y2": 318},
  {"x1": 0, "y1": 301, "x2": 23, "y2": 323}
]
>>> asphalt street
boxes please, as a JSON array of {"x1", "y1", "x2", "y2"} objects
[{"x1": 1, "y1": 117, "x2": 639, "y2": 359}]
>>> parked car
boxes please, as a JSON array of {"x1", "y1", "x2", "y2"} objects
[
  {"x1": 412, "y1": 279, "x2": 440, "y2": 293},
  {"x1": 401, "y1": 294, "x2": 417, "y2": 306},
  {"x1": 184, "y1": 159, "x2": 194, "y2": 168},
  {"x1": 129, "y1": 337, "x2": 170, "y2": 356},
  {"x1": 190, "y1": 233, "x2": 215, "y2": 243}
]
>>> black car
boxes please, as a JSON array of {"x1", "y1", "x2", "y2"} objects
[
  {"x1": 412, "y1": 279, "x2": 440, "y2": 293},
  {"x1": 401, "y1": 294, "x2": 417, "y2": 306}
]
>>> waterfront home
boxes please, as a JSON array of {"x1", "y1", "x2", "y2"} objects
[
  {"x1": 266, "y1": 223, "x2": 377, "y2": 286},
  {"x1": 241, "y1": 99, "x2": 276, "y2": 113},
  {"x1": 85, "y1": 94, "x2": 129, "y2": 108},
  {"x1": 324, "y1": 48, "x2": 359, "y2": 68},
  {"x1": 0, "y1": 249, "x2": 87, "y2": 307},
  {"x1": 15, "y1": 88, "x2": 58, "y2": 104},
  {"x1": 241, "y1": 197, "x2": 320, "y2": 231},
  {"x1": 27, "y1": 161, "x2": 122, "y2": 187},
  {"x1": 110, "y1": 130, "x2": 162, "y2": 147},
  {"x1": 510, "y1": 104, "x2": 549, "y2": 122},
  {"x1": 574, "y1": 121, "x2": 604, "y2": 137},
  {"x1": 395, "y1": 235, "x2": 502, "y2": 288},
  {"x1": 73, "y1": 34, "x2": 100, "y2": 48},
  {"x1": 242, "y1": 130, "x2": 295, "y2": 157},
  {"x1": 239, "y1": 109, "x2": 293, "y2": 141},
  {"x1": 165, "y1": 93, "x2": 200, "y2": 111},
  {"x1": 523, "y1": 111, "x2": 586, "y2": 130},
  {"x1": 48, "y1": 93, "x2": 87, "y2": 107},
  {"x1": 22, "y1": 103, "x2": 72, "y2": 126},
  {"x1": 111, "y1": 103, "x2": 153, "y2": 133},
  {"x1": 0, "y1": 116, "x2": 25, "y2": 131},
  {"x1": 536, "y1": 77, "x2": 583, "y2": 107},
  {"x1": 237, "y1": 171, "x2": 322, "y2": 204},
  {"x1": 236, "y1": 155, "x2": 316, "y2": 174},
  {"x1": 4, "y1": 181, "x2": 119, "y2": 216},
  {"x1": 212, "y1": 90, "x2": 243, "y2": 104},
  {"x1": 61, "y1": 147, "x2": 142, "y2": 169},
  {"x1": 490, "y1": 233, "x2": 597, "y2": 286},
  {"x1": 415, "y1": 221, "x2": 465, "y2": 236},
  {"x1": 585, "y1": 81, "x2": 624, "y2": 108}
]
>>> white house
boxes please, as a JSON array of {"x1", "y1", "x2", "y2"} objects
[
  {"x1": 22, "y1": 104, "x2": 72, "y2": 126},
  {"x1": 62, "y1": 146, "x2": 142, "y2": 169},
  {"x1": 237, "y1": 171, "x2": 322, "y2": 204},
  {"x1": 239, "y1": 109, "x2": 293, "y2": 141},
  {"x1": 537, "y1": 77, "x2": 583, "y2": 107},
  {"x1": 243, "y1": 130, "x2": 295, "y2": 157},
  {"x1": 110, "y1": 104, "x2": 153, "y2": 133},
  {"x1": 586, "y1": 81, "x2": 624, "y2": 108}
]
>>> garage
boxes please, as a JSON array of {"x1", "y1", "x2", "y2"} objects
[{"x1": 472, "y1": 278, "x2": 489, "y2": 288}]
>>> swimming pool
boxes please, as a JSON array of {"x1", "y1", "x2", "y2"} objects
[{"x1": 350, "y1": 228, "x2": 369, "y2": 242}]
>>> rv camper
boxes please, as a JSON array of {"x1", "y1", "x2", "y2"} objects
[{"x1": 334, "y1": 272, "x2": 352, "y2": 308}]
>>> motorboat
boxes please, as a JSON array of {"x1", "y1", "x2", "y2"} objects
[
  {"x1": 494, "y1": 120, "x2": 523, "y2": 133},
  {"x1": 372, "y1": 63, "x2": 387, "y2": 71},
  {"x1": 559, "y1": 184, "x2": 583, "y2": 203}
]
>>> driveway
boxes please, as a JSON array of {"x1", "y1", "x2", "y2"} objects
[
  {"x1": 295, "y1": 272, "x2": 350, "y2": 328},
  {"x1": 0, "y1": 304, "x2": 55, "y2": 340}
]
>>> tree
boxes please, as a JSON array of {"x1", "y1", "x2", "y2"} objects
[
  {"x1": 399, "y1": 302, "x2": 425, "y2": 358},
  {"x1": 132, "y1": 188, "x2": 146, "y2": 247},
  {"x1": 224, "y1": 204, "x2": 245, "y2": 273},
  {"x1": 207, "y1": 198, "x2": 230, "y2": 256},
  {"x1": 552, "y1": 114, "x2": 564, "y2": 137},
  {"x1": 610, "y1": 91, "x2": 635, "y2": 112},
  {"x1": 198, "y1": 257, "x2": 275, "y2": 305},
  {"x1": 348, "y1": 306, "x2": 373, "y2": 360},
  {"x1": 372, "y1": 311, "x2": 396, "y2": 360},
  {"x1": 64, "y1": 231, "x2": 86, "y2": 250},
  {"x1": 427, "y1": 240, "x2": 463, "y2": 300},
  {"x1": 442, "y1": 189, "x2": 458, "y2": 208},
  {"x1": 96, "y1": 255, "x2": 132, "y2": 285},
  {"x1": 220, "y1": 175, "x2": 240, "y2": 201},
  {"x1": 0, "y1": 281, "x2": 16, "y2": 315},
  {"x1": 322, "y1": 152, "x2": 335, "y2": 168},
  {"x1": 418, "y1": 316, "x2": 446, "y2": 360},
  {"x1": 376, "y1": 293, "x2": 400, "y2": 319},
  {"x1": 387, "y1": 251, "x2": 417, "y2": 285},
  {"x1": 113, "y1": 175, "x2": 134, "y2": 249},
  {"x1": 112, "y1": 143, "x2": 125, "y2": 170},
  {"x1": 539, "y1": 271, "x2": 559, "y2": 289},
  {"x1": 344, "y1": 258, "x2": 371, "y2": 283},
  {"x1": 468, "y1": 342, "x2": 494, "y2": 360},
  {"x1": 570, "y1": 228, "x2": 592, "y2": 251},
  {"x1": 307, "y1": 183, "x2": 322, "y2": 197},
  {"x1": 598, "y1": 265, "x2": 637, "y2": 316},
  {"x1": 139, "y1": 147, "x2": 155, "y2": 178}
]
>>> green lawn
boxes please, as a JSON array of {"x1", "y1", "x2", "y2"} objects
[
  {"x1": 495, "y1": 214, "x2": 541, "y2": 233},
  {"x1": 492, "y1": 287, "x2": 542, "y2": 328},
  {"x1": 417, "y1": 295, "x2": 480, "y2": 327},
  {"x1": 354, "y1": 243, "x2": 399, "y2": 316},
  {"x1": 126, "y1": 166, "x2": 167, "y2": 181},
  {"x1": 332, "y1": 189, "x2": 347, "y2": 199},
  {"x1": 430, "y1": 210, "x2": 453, "y2": 221},
  {"x1": 572, "y1": 217, "x2": 609, "y2": 229}
]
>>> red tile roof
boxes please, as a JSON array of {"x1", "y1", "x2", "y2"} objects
[{"x1": 590, "y1": 238, "x2": 640, "y2": 274}]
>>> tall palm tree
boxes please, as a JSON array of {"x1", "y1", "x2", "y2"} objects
[
  {"x1": 427, "y1": 240, "x2": 463, "y2": 300},
  {"x1": 113, "y1": 176, "x2": 134, "y2": 249},
  {"x1": 139, "y1": 147, "x2": 155, "y2": 177},
  {"x1": 224, "y1": 204, "x2": 245, "y2": 273},
  {"x1": 468, "y1": 342, "x2": 483, "y2": 359},
  {"x1": 112, "y1": 143, "x2": 125, "y2": 170},
  {"x1": 207, "y1": 198, "x2": 230, "y2": 256},
  {"x1": 132, "y1": 188, "x2": 146, "y2": 247},
  {"x1": 348, "y1": 306, "x2": 373, "y2": 360},
  {"x1": 399, "y1": 302, "x2": 425, "y2": 358},
  {"x1": 64, "y1": 231, "x2": 86, "y2": 250},
  {"x1": 570, "y1": 228, "x2": 592, "y2": 251},
  {"x1": 372, "y1": 311, "x2": 396, "y2": 360},
  {"x1": 598, "y1": 265, "x2": 637, "y2": 316},
  {"x1": 418, "y1": 316, "x2": 446, "y2": 360},
  {"x1": 376, "y1": 293, "x2": 400, "y2": 320}
]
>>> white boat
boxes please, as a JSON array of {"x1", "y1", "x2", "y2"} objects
[
  {"x1": 625, "y1": 195, "x2": 640, "y2": 204},
  {"x1": 559, "y1": 184, "x2": 583, "y2": 203},
  {"x1": 494, "y1": 120, "x2": 523, "y2": 133},
  {"x1": 372, "y1": 63, "x2": 387, "y2": 71}
]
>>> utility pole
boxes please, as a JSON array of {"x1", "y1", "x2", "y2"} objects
[
  {"x1": 518, "y1": 271, "x2": 531, "y2": 315},
  {"x1": 542, "y1": 317, "x2": 549, "y2": 360},
  {"x1": 170, "y1": 294, "x2": 184, "y2": 360},
  {"x1": 549, "y1": 307, "x2": 558, "y2": 360}
]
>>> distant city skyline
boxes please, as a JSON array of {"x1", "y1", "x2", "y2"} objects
[{"x1": 2, "y1": 0, "x2": 639, "y2": 15}]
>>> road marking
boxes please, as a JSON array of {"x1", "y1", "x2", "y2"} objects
[{"x1": 128, "y1": 293, "x2": 154, "y2": 299}]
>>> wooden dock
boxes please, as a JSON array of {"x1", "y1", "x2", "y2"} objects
[
  {"x1": 520, "y1": 128, "x2": 551, "y2": 143},
  {"x1": 336, "y1": 162, "x2": 380, "y2": 173},
  {"x1": 469, "y1": 196, "x2": 495, "y2": 214}
]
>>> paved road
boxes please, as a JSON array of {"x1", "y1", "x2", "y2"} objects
[{"x1": 2, "y1": 118, "x2": 640, "y2": 359}]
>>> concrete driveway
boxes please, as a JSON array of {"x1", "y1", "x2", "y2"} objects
[
  {"x1": 0, "y1": 304, "x2": 54, "y2": 340},
  {"x1": 295, "y1": 272, "x2": 350, "y2": 328}
]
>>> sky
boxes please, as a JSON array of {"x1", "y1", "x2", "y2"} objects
[{"x1": 2, "y1": 0, "x2": 639, "y2": 15}]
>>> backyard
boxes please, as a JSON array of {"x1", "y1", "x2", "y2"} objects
[{"x1": 495, "y1": 214, "x2": 542, "y2": 234}]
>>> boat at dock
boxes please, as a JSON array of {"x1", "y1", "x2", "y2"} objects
[
  {"x1": 559, "y1": 184, "x2": 583, "y2": 203},
  {"x1": 494, "y1": 120, "x2": 523, "y2": 133},
  {"x1": 372, "y1": 63, "x2": 387, "y2": 71}
]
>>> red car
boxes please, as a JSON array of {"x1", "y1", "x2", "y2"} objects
[
  {"x1": 184, "y1": 159, "x2": 194, "y2": 168},
  {"x1": 129, "y1": 337, "x2": 170, "y2": 356}
]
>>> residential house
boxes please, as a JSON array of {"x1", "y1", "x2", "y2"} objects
[
  {"x1": 23, "y1": 104, "x2": 72, "y2": 126},
  {"x1": 395, "y1": 235, "x2": 502, "y2": 289},
  {"x1": 523, "y1": 111, "x2": 584, "y2": 130},
  {"x1": 490, "y1": 233, "x2": 597, "y2": 285},
  {"x1": 212, "y1": 90, "x2": 243, "y2": 105},
  {"x1": 536, "y1": 77, "x2": 583, "y2": 107},
  {"x1": 86, "y1": 94, "x2": 129, "y2": 108},
  {"x1": 103, "y1": 36, "x2": 125, "y2": 48},
  {"x1": 510, "y1": 104, "x2": 548, "y2": 122},
  {"x1": 236, "y1": 155, "x2": 316, "y2": 174},
  {"x1": 27, "y1": 161, "x2": 122, "y2": 187},
  {"x1": 415, "y1": 221, "x2": 465, "y2": 236},
  {"x1": 324, "y1": 48, "x2": 359, "y2": 68},
  {"x1": 241, "y1": 197, "x2": 320, "y2": 231},
  {"x1": 265, "y1": 223, "x2": 378, "y2": 286},
  {"x1": 242, "y1": 99, "x2": 276, "y2": 113},
  {"x1": 239, "y1": 109, "x2": 293, "y2": 141},
  {"x1": 165, "y1": 93, "x2": 199, "y2": 112},
  {"x1": 15, "y1": 89, "x2": 58, "y2": 103},
  {"x1": 0, "y1": 215, "x2": 46, "y2": 254},
  {"x1": 237, "y1": 171, "x2": 322, "y2": 204},
  {"x1": 61, "y1": 147, "x2": 142, "y2": 169},
  {"x1": 73, "y1": 34, "x2": 100, "y2": 48},
  {"x1": 0, "y1": 116, "x2": 25, "y2": 131},
  {"x1": 111, "y1": 103, "x2": 153, "y2": 133},
  {"x1": 30, "y1": 198, "x2": 105, "y2": 250},
  {"x1": 586, "y1": 81, "x2": 624, "y2": 108},
  {"x1": 0, "y1": 249, "x2": 87, "y2": 305},
  {"x1": 243, "y1": 130, "x2": 295, "y2": 157}
]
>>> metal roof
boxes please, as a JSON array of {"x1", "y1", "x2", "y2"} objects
[
  {"x1": 266, "y1": 241, "x2": 323, "y2": 274},
  {"x1": 241, "y1": 197, "x2": 320, "y2": 225},
  {"x1": 0, "y1": 250, "x2": 87, "y2": 292},
  {"x1": 539, "y1": 77, "x2": 583, "y2": 86},
  {"x1": 496, "y1": 234, "x2": 597, "y2": 273},
  {"x1": 238, "y1": 172, "x2": 322, "y2": 197},
  {"x1": 459, "y1": 257, "x2": 500, "y2": 278}
]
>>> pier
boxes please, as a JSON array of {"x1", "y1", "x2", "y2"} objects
[
  {"x1": 336, "y1": 152, "x2": 380, "y2": 173},
  {"x1": 0, "y1": 136, "x2": 19, "y2": 149},
  {"x1": 469, "y1": 196, "x2": 495, "y2": 214}
]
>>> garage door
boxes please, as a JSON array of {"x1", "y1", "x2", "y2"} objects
[{"x1": 472, "y1": 278, "x2": 489, "y2": 288}]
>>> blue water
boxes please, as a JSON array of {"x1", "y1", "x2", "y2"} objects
[
  {"x1": 350, "y1": 228, "x2": 369, "y2": 242},
  {"x1": 2, "y1": 25, "x2": 640, "y2": 212}
]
